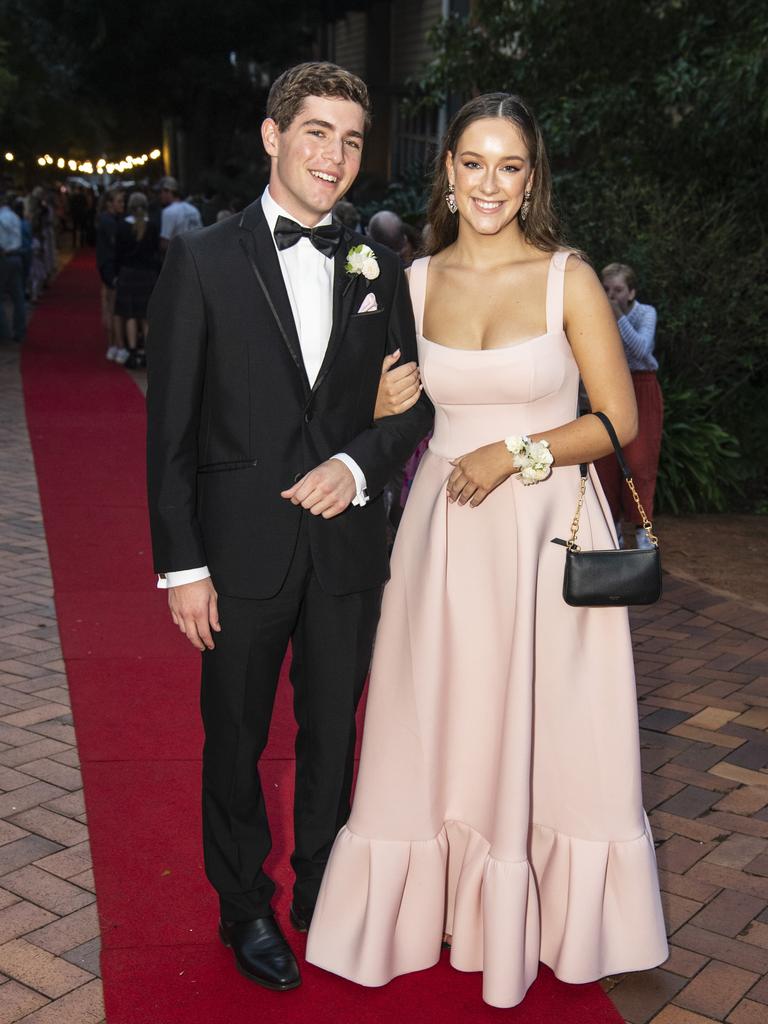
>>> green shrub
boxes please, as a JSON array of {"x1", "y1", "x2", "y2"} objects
[
  {"x1": 557, "y1": 175, "x2": 768, "y2": 511},
  {"x1": 655, "y1": 384, "x2": 743, "y2": 514}
]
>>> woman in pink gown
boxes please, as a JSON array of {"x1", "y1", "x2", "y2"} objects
[{"x1": 307, "y1": 93, "x2": 667, "y2": 1008}]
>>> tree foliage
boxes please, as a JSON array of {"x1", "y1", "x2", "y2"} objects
[
  {"x1": 0, "y1": 40, "x2": 16, "y2": 121},
  {"x1": 417, "y1": 0, "x2": 768, "y2": 511}
]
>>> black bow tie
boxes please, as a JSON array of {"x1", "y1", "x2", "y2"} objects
[{"x1": 273, "y1": 215, "x2": 343, "y2": 258}]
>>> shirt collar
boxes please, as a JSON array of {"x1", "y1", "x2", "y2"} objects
[{"x1": 261, "y1": 186, "x2": 333, "y2": 233}]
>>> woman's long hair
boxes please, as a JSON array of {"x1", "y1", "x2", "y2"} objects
[
  {"x1": 127, "y1": 191, "x2": 148, "y2": 241},
  {"x1": 425, "y1": 93, "x2": 567, "y2": 256}
]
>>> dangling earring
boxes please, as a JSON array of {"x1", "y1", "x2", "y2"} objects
[
  {"x1": 445, "y1": 183, "x2": 458, "y2": 215},
  {"x1": 520, "y1": 189, "x2": 532, "y2": 222}
]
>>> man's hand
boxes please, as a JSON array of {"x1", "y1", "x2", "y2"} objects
[
  {"x1": 446, "y1": 441, "x2": 516, "y2": 507},
  {"x1": 281, "y1": 459, "x2": 356, "y2": 518},
  {"x1": 374, "y1": 350, "x2": 422, "y2": 419},
  {"x1": 168, "y1": 578, "x2": 221, "y2": 652}
]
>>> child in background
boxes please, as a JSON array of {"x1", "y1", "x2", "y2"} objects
[{"x1": 596, "y1": 262, "x2": 663, "y2": 549}]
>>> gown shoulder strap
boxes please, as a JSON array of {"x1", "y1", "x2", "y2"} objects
[
  {"x1": 408, "y1": 256, "x2": 430, "y2": 337},
  {"x1": 545, "y1": 249, "x2": 573, "y2": 335}
]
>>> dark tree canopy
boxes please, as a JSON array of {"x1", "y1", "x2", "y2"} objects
[{"x1": 0, "y1": 0, "x2": 325, "y2": 166}]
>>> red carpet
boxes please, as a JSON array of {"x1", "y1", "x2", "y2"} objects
[{"x1": 21, "y1": 251, "x2": 623, "y2": 1023}]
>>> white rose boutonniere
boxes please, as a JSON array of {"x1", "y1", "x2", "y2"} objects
[{"x1": 345, "y1": 243, "x2": 380, "y2": 282}]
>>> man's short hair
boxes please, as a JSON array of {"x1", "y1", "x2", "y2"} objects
[
  {"x1": 267, "y1": 62, "x2": 372, "y2": 133},
  {"x1": 602, "y1": 262, "x2": 637, "y2": 292},
  {"x1": 158, "y1": 176, "x2": 181, "y2": 196}
]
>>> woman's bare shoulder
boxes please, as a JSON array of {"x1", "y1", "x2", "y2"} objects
[
  {"x1": 562, "y1": 254, "x2": 614, "y2": 332},
  {"x1": 562, "y1": 252, "x2": 601, "y2": 294}
]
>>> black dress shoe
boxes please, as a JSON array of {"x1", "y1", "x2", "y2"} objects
[
  {"x1": 289, "y1": 902, "x2": 314, "y2": 932},
  {"x1": 219, "y1": 917, "x2": 301, "y2": 990}
]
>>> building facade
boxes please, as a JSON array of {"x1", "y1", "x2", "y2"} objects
[{"x1": 318, "y1": 0, "x2": 470, "y2": 187}]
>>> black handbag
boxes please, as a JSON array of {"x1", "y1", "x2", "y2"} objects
[{"x1": 551, "y1": 411, "x2": 662, "y2": 607}]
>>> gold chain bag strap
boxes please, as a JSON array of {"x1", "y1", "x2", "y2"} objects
[{"x1": 551, "y1": 411, "x2": 662, "y2": 606}]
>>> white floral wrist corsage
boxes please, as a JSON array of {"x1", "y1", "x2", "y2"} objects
[{"x1": 504, "y1": 434, "x2": 554, "y2": 485}]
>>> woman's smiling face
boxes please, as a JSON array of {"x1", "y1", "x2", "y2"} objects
[{"x1": 447, "y1": 117, "x2": 533, "y2": 237}]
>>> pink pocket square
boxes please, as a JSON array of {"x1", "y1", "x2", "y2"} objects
[{"x1": 357, "y1": 293, "x2": 378, "y2": 314}]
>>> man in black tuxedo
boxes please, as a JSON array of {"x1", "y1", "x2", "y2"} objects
[{"x1": 146, "y1": 63, "x2": 432, "y2": 991}]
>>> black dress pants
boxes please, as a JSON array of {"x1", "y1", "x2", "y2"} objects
[{"x1": 200, "y1": 517, "x2": 382, "y2": 921}]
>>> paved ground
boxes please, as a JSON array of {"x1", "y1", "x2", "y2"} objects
[
  {"x1": 654, "y1": 515, "x2": 768, "y2": 613},
  {"x1": 0, "y1": 340, "x2": 104, "y2": 1022},
  {"x1": 604, "y1": 583, "x2": 768, "y2": 1023},
  {"x1": 1, "y1": 312, "x2": 767, "y2": 1021}
]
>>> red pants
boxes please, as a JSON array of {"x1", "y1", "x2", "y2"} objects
[{"x1": 595, "y1": 372, "x2": 663, "y2": 524}]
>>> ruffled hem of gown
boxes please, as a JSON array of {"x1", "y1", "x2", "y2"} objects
[{"x1": 305, "y1": 817, "x2": 669, "y2": 1008}]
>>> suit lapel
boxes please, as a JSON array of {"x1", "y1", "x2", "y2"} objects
[
  {"x1": 312, "y1": 232, "x2": 364, "y2": 394},
  {"x1": 238, "y1": 199, "x2": 310, "y2": 394}
]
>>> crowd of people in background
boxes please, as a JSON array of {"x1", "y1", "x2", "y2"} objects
[
  {"x1": 0, "y1": 174, "x2": 233, "y2": 366},
  {"x1": 96, "y1": 176, "x2": 195, "y2": 367},
  {"x1": 0, "y1": 185, "x2": 60, "y2": 343}
]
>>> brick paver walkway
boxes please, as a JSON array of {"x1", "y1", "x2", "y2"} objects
[
  {"x1": 605, "y1": 583, "x2": 768, "y2": 1023},
  {"x1": 1, "y1": 328, "x2": 767, "y2": 1021},
  {"x1": 0, "y1": 340, "x2": 104, "y2": 1023}
]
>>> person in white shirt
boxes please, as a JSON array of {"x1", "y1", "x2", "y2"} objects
[{"x1": 158, "y1": 176, "x2": 202, "y2": 252}]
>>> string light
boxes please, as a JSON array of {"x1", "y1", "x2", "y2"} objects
[
  {"x1": 4, "y1": 152, "x2": 13, "y2": 162},
  {"x1": 32, "y1": 149, "x2": 162, "y2": 175}
]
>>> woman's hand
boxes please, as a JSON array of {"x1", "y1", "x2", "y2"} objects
[
  {"x1": 447, "y1": 441, "x2": 515, "y2": 506},
  {"x1": 374, "y1": 350, "x2": 422, "y2": 420}
]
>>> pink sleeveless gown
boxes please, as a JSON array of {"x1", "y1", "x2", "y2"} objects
[{"x1": 306, "y1": 252, "x2": 668, "y2": 1008}]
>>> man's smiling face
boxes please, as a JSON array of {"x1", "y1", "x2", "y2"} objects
[{"x1": 261, "y1": 94, "x2": 365, "y2": 226}]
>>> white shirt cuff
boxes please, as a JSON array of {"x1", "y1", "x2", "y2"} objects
[
  {"x1": 157, "y1": 566, "x2": 211, "y2": 589},
  {"x1": 331, "y1": 453, "x2": 369, "y2": 507}
]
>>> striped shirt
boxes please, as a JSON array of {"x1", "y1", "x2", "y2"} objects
[{"x1": 617, "y1": 300, "x2": 658, "y2": 372}]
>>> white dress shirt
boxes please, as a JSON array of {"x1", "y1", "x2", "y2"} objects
[{"x1": 158, "y1": 187, "x2": 368, "y2": 589}]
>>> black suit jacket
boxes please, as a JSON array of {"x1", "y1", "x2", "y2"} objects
[{"x1": 146, "y1": 197, "x2": 433, "y2": 598}]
